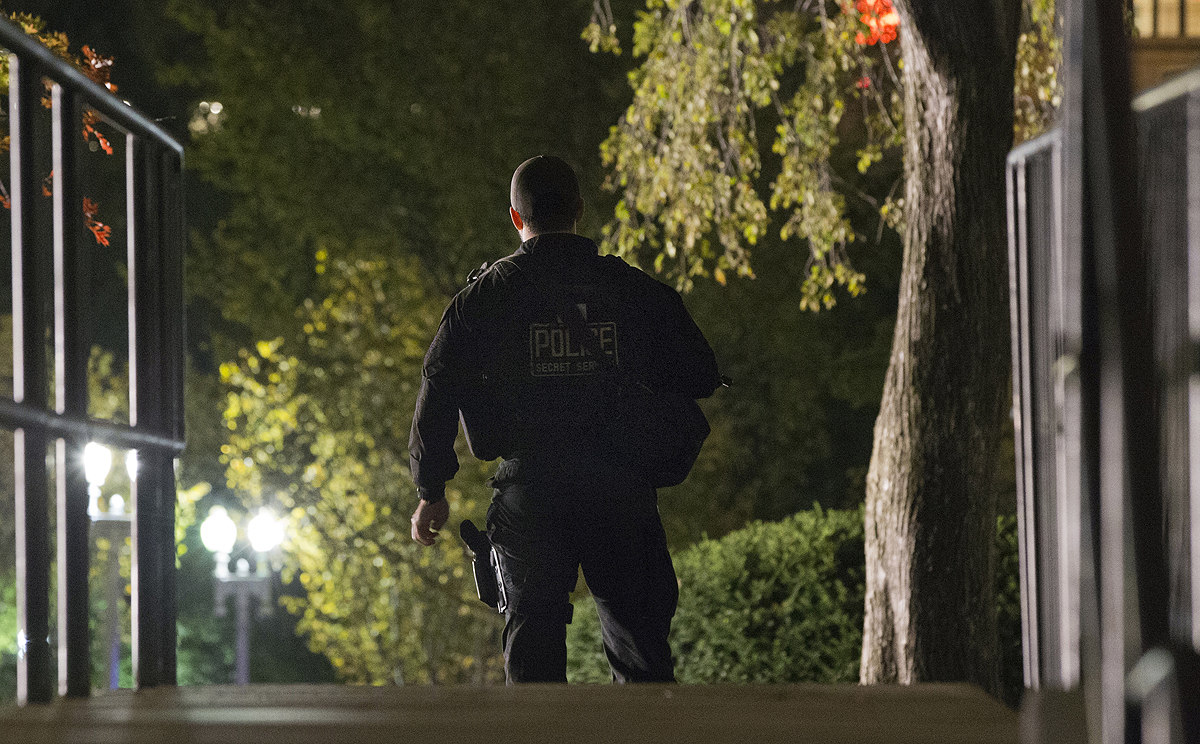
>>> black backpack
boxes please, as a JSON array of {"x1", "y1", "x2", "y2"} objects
[{"x1": 501, "y1": 253, "x2": 712, "y2": 488}]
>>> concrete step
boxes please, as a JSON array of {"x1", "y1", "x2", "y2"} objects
[{"x1": 0, "y1": 682, "x2": 1017, "y2": 744}]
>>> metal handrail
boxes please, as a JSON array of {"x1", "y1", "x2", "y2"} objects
[
  {"x1": 0, "y1": 19, "x2": 181, "y2": 154},
  {"x1": 1, "y1": 16, "x2": 186, "y2": 705},
  {"x1": 0, "y1": 400, "x2": 185, "y2": 452}
]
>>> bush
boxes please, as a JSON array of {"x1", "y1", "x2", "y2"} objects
[
  {"x1": 996, "y1": 513, "x2": 1023, "y2": 706},
  {"x1": 565, "y1": 596, "x2": 611, "y2": 683},
  {"x1": 670, "y1": 505, "x2": 865, "y2": 683}
]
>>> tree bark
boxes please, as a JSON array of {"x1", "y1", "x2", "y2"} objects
[{"x1": 860, "y1": 0, "x2": 1020, "y2": 696}]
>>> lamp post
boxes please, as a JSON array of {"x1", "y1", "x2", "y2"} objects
[
  {"x1": 199, "y1": 506, "x2": 284, "y2": 685},
  {"x1": 83, "y1": 443, "x2": 134, "y2": 691}
]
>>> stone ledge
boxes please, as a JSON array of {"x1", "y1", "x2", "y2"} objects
[{"x1": 0, "y1": 682, "x2": 1017, "y2": 744}]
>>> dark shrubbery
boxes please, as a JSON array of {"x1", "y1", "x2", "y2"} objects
[
  {"x1": 568, "y1": 505, "x2": 1022, "y2": 700},
  {"x1": 996, "y1": 514, "x2": 1023, "y2": 707},
  {"x1": 670, "y1": 505, "x2": 865, "y2": 683},
  {"x1": 565, "y1": 596, "x2": 611, "y2": 683}
]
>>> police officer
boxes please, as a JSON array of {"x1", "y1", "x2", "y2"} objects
[{"x1": 409, "y1": 155, "x2": 720, "y2": 683}]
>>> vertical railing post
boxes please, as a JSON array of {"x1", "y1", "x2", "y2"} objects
[
  {"x1": 1075, "y1": 0, "x2": 1172, "y2": 741},
  {"x1": 164, "y1": 151, "x2": 185, "y2": 449},
  {"x1": 159, "y1": 149, "x2": 184, "y2": 684},
  {"x1": 1190, "y1": 88, "x2": 1200, "y2": 655},
  {"x1": 11, "y1": 53, "x2": 54, "y2": 706},
  {"x1": 1008, "y1": 153, "x2": 1042, "y2": 690},
  {"x1": 129, "y1": 136, "x2": 169, "y2": 688},
  {"x1": 128, "y1": 135, "x2": 156, "y2": 688},
  {"x1": 1058, "y1": 0, "x2": 1106, "y2": 736},
  {"x1": 52, "y1": 83, "x2": 93, "y2": 698}
]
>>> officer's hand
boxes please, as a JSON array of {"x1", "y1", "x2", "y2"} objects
[{"x1": 411, "y1": 498, "x2": 450, "y2": 546}]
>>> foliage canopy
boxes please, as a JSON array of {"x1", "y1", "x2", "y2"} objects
[
  {"x1": 589, "y1": 0, "x2": 903, "y2": 309},
  {"x1": 589, "y1": 0, "x2": 1058, "y2": 305}
]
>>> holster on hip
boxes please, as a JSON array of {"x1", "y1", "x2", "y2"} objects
[{"x1": 459, "y1": 519, "x2": 506, "y2": 613}]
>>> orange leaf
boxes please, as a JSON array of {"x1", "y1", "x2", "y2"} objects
[
  {"x1": 81, "y1": 45, "x2": 117, "y2": 92},
  {"x1": 88, "y1": 221, "x2": 112, "y2": 246},
  {"x1": 82, "y1": 196, "x2": 111, "y2": 245}
]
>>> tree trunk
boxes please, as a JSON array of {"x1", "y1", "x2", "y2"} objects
[{"x1": 860, "y1": 0, "x2": 1020, "y2": 696}]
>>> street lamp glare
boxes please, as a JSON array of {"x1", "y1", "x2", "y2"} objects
[
  {"x1": 83, "y1": 442, "x2": 112, "y2": 488},
  {"x1": 247, "y1": 508, "x2": 284, "y2": 553},
  {"x1": 200, "y1": 505, "x2": 238, "y2": 555}
]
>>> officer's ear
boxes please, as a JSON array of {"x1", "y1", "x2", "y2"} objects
[
  {"x1": 574, "y1": 198, "x2": 584, "y2": 225},
  {"x1": 510, "y1": 207, "x2": 525, "y2": 233}
]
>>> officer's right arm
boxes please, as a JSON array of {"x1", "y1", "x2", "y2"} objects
[
  {"x1": 409, "y1": 370, "x2": 460, "y2": 499},
  {"x1": 408, "y1": 310, "x2": 465, "y2": 545}
]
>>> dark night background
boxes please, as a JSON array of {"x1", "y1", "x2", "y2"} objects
[{"x1": 0, "y1": 0, "x2": 983, "y2": 691}]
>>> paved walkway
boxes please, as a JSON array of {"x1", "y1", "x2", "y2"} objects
[{"x1": 0, "y1": 682, "x2": 1017, "y2": 743}]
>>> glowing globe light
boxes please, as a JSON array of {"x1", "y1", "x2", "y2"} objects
[
  {"x1": 200, "y1": 506, "x2": 238, "y2": 556},
  {"x1": 125, "y1": 450, "x2": 138, "y2": 482},
  {"x1": 83, "y1": 442, "x2": 112, "y2": 488},
  {"x1": 247, "y1": 508, "x2": 284, "y2": 554}
]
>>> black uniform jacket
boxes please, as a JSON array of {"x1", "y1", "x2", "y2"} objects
[{"x1": 408, "y1": 233, "x2": 720, "y2": 500}]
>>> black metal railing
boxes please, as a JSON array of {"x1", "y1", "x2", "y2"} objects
[
  {"x1": 1007, "y1": 128, "x2": 1079, "y2": 692},
  {"x1": 0, "y1": 18, "x2": 185, "y2": 704},
  {"x1": 1008, "y1": 60, "x2": 1200, "y2": 742},
  {"x1": 1134, "y1": 69, "x2": 1200, "y2": 654}
]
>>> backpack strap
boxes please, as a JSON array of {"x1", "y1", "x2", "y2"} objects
[{"x1": 463, "y1": 252, "x2": 534, "y2": 288}]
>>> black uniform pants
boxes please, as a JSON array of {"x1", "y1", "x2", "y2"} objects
[{"x1": 486, "y1": 460, "x2": 678, "y2": 684}]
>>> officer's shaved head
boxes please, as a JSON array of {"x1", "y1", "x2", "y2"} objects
[{"x1": 510, "y1": 155, "x2": 581, "y2": 235}]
